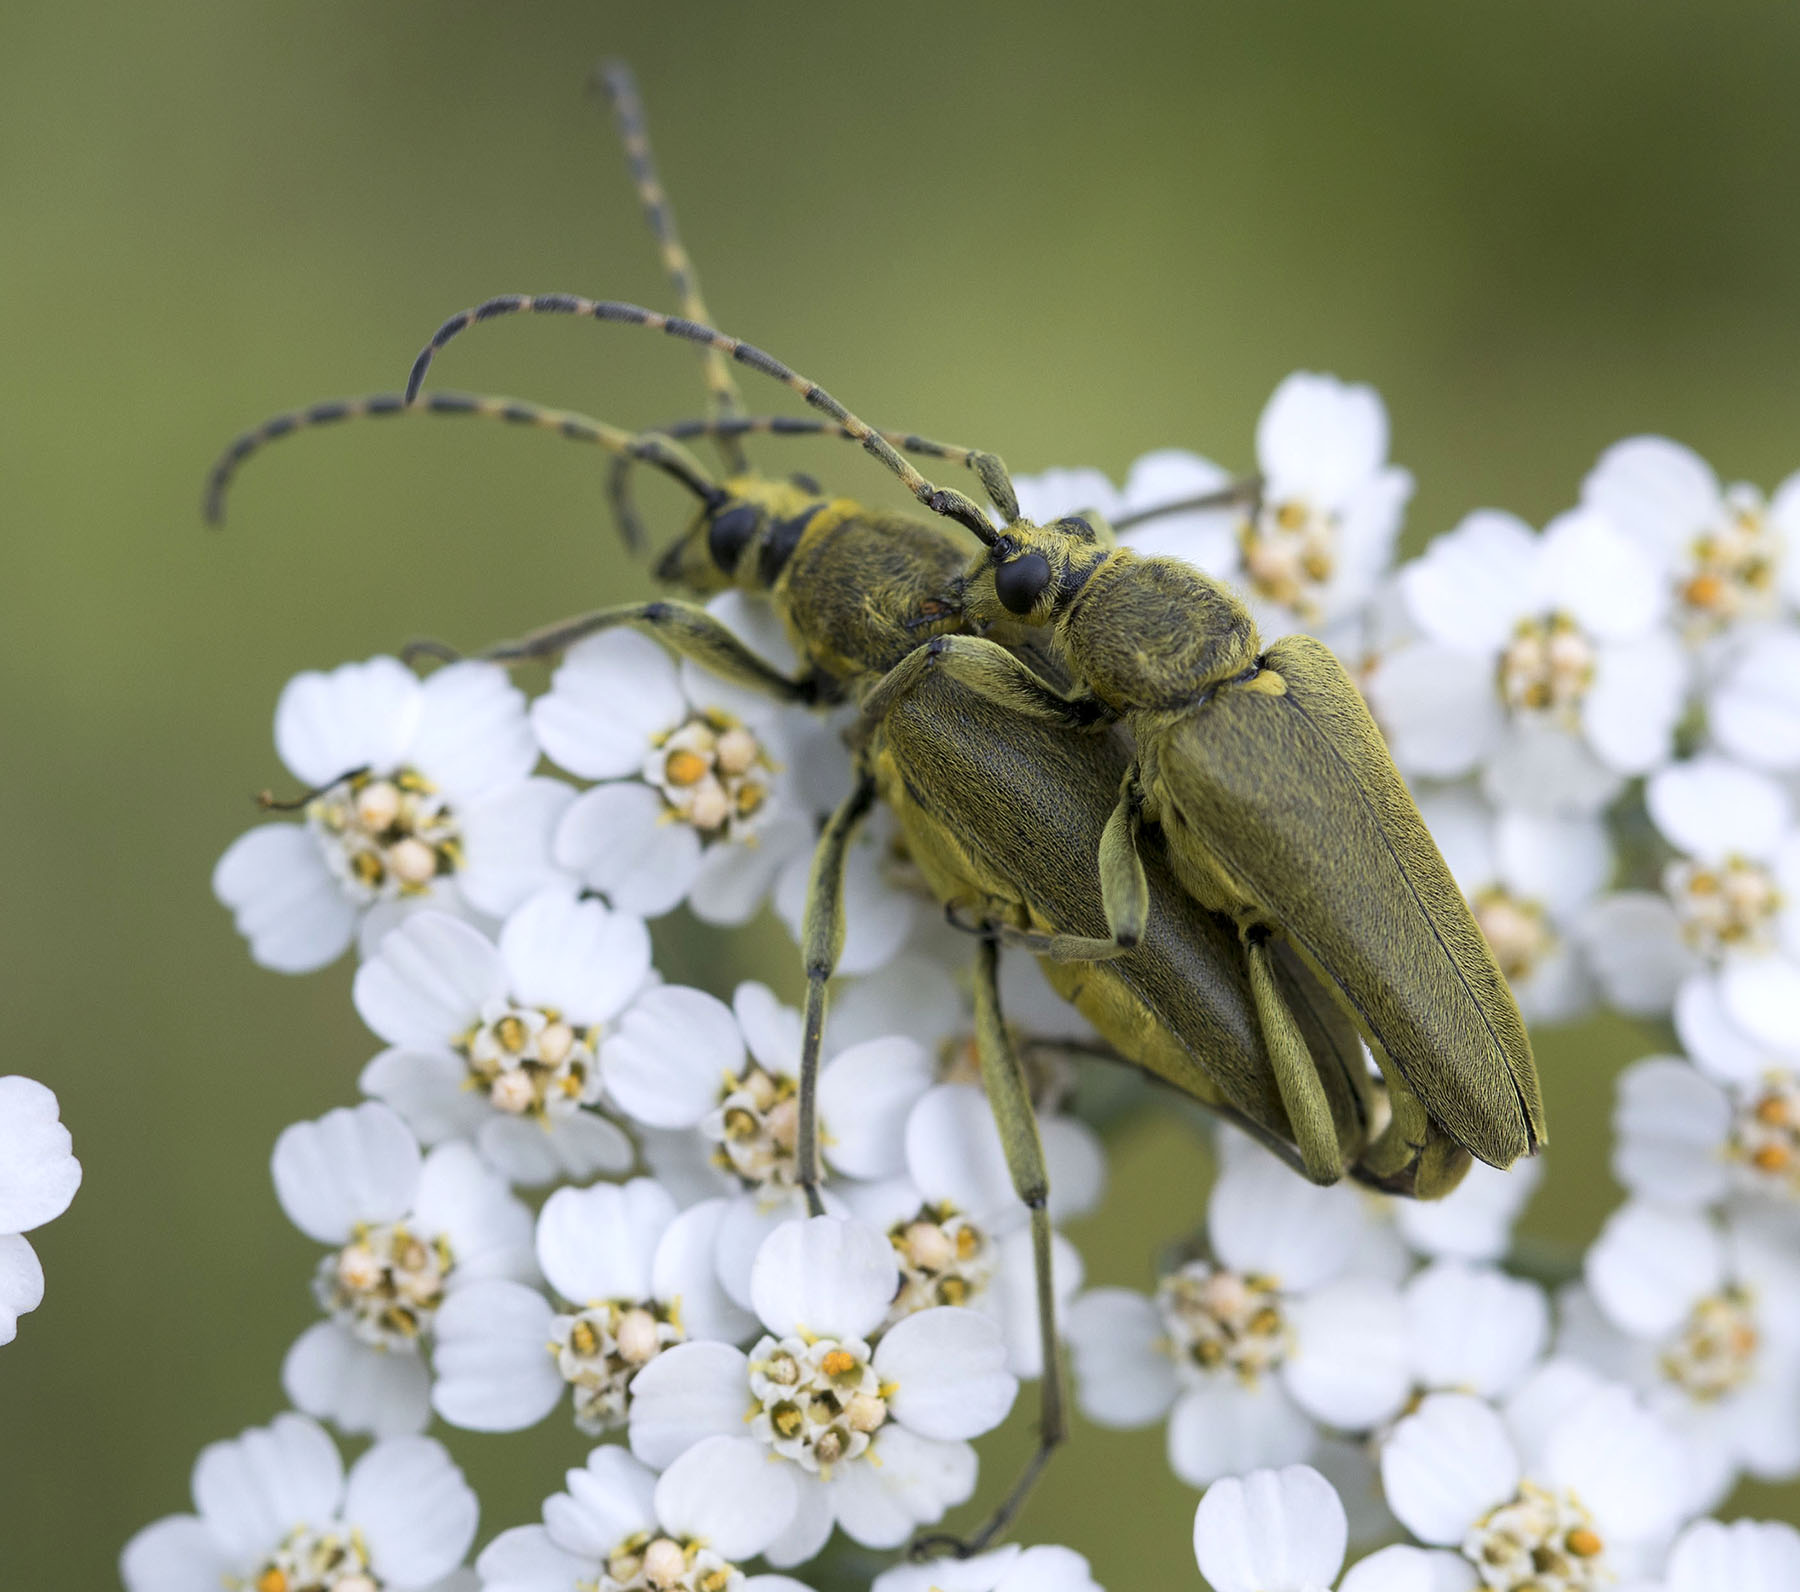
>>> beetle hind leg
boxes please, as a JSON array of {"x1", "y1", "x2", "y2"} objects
[{"x1": 1244, "y1": 930, "x2": 1347, "y2": 1185}]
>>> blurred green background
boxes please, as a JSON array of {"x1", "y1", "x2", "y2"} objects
[{"x1": 5, "y1": 0, "x2": 1799, "y2": 1582}]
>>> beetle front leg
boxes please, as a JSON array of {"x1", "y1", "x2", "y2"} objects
[
  {"x1": 911, "y1": 937, "x2": 1066, "y2": 1560},
  {"x1": 858, "y1": 633, "x2": 1109, "y2": 740},
  {"x1": 793, "y1": 770, "x2": 877, "y2": 1218}
]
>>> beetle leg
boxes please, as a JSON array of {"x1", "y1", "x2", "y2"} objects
[
  {"x1": 858, "y1": 634, "x2": 1109, "y2": 740},
  {"x1": 912, "y1": 937, "x2": 1065, "y2": 1560},
  {"x1": 1098, "y1": 766, "x2": 1150, "y2": 950},
  {"x1": 1359, "y1": 1039, "x2": 1435, "y2": 1183},
  {"x1": 1243, "y1": 929, "x2": 1345, "y2": 1184},
  {"x1": 793, "y1": 771, "x2": 878, "y2": 1218},
  {"x1": 479, "y1": 598, "x2": 820, "y2": 703},
  {"x1": 943, "y1": 902, "x2": 1132, "y2": 963}
]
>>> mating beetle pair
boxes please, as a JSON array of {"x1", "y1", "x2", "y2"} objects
[{"x1": 209, "y1": 60, "x2": 1541, "y2": 1555}]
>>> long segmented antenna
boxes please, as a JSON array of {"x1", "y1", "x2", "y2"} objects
[
  {"x1": 606, "y1": 413, "x2": 992, "y2": 552},
  {"x1": 593, "y1": 59, "x2": 748, "y2": 472},
  {"x1": 404, "y1": 296, "x2": 1001, "y2": 545},
  {"x1": 203, "y1": 390, "x2": 722, "y2": 526},
  {"x1": 1110, "y1": 476, "x2": 1265, "y2": 532}
]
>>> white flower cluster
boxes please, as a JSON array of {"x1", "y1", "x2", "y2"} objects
[
  {"x1": 0, "y1": 1074, "x2": 80, "y2": 1344},
  {"x1": 121, "y1": 371, "x2": 1800, "y2": 1589}
]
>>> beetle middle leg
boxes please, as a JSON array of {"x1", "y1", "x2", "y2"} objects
[{"x1": 912, "y1": 936, "x2": 1066, "y2": 1560}]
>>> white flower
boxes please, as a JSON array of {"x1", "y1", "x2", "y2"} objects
[
  {"x1": 1419, "y1": 787, "x2": 1608, "y2": 1023},
  {"x1": 600, "y1": 980, "x2": 937, "y2": 1305},
  {"x1": 541, "y1": 628, "x2": 813, "y2": 926},
  {"x1": 626, "y1": 1215, "x2": 1018, "y2": 1564},
  {"x1": 1580, "y1": 436, "x2": 1800, "y2": 643},
  {"x1": 1388, "y1": 1158, "x2": 1544, "y2": 1266},
  {"x1": 1611, "y1": 978, "x2": 1800, "y2": 1215},
  {"x1": 473, "y1": 1439, "x2": 812, "y2": 1592},
  {"x1": 0, "y1": 1075, "x2": 80, "y2": 1345},
  {"x1": 870, "y1": 1543, "x2": 1104, "y2": 1592},
  {"x1": 1381, "y1": 1384, "x2": 1690, "y2": 1586},
  {"x1": 1192, "y1": 1464, "x2": 1450, "y2": 1592},
  {"x1": 1567, "y1": 1201, "x2": 1800, "y2": 1508},
  {"x1": 1405, "y1": 1261, "x2": 1549, "y2": 1403},
  {"x1": 433, "y1": 1177, "x2": 754, "y2": 1435},
  {"x1": 1369, "y1": 508, "x2": 1686, "y2": 814},
  {"x1": 1707, "y1": 625, "x2": 1800, "y2": 773},
  {"x1": 1580, "y1": 757, "x2": 1800, "y2": 1018},
  {"x1": 120, "y1": 1412, "x2": 476, "y2": 1592},
  {"x1": 354, "y1": 893, "x2": 647, "y2": 1185},
  {"x1": 272, "y1": 1101, "x2": 536, "y2": 1436},
  {"x1": 1064, "y1": 1147, "x2": 1410, "y2": 1487},
  {"x1": 214, "y1": 656, "x2": 570, "y2": 972},
  {"x1": 1629, "y1": 1516, "x2": 1800, "y2": 1592}
]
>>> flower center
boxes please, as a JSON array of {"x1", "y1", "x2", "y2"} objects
[
  {"x1": 885, "y1": 1203, "x2": 996, "y2": 1321},
  {"x1": 1240, "y1": 497, "x2": 1336, "y2": 620},
  {"x1": 1659, "y1": 1286, "x2": 1761, "y2": 1402},
  {"x1": 1664, "y1": 853, "x2": 1782, "y2": 958},
  {"x1": 589, "y1": 1532, "x2": 742, "y2": 1592},
  {"x1": 553, "y1": 1298, "x2": 686, "y2": 1435},
  {"x1": 748, "y1": 1333, "x2": 891, "y2": 1476},
  {"x1": 703, "y1": 1062, "x2": 798, "y2": 1188},
  {"x1": 1156, "y1": 1262, "x2": 1291, "y2": 1385},
  {"x1": 1678, "y1": 488, "x2": 1779, "y2": 636},
  {"x1": 314, "y1": 1221, "x2": 451, "y2": 1349},
  {"x1": 1496, "y1": 613, "x2": 1596, "y2": 725},
  {"x1": 645, "y1": 714, "x2": 774, "y2": 838},
  {"x1": 458, "y1": 1002, "x2": 601, "y2": 1120},
  {"x1": 1727, "y1": 1073, "x2": 1800, "y2": 1197},
  {"x1": 305, "y1": 768, "x2": 459, "y2": 901},
  {"x1": 1472, "y1": 887, "x2": 1557, "y2": 983},
  {"x1": 1462, "y1": 1480, "x2": 1606, "y2": 1592},
  {"x1": 243, "y1": 1526, "x2": 379, "y2": 1592}
]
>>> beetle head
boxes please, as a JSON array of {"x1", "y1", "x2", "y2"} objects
[
  {"x1": 960, "y1": 513, "x2": 1116, "y2": 630},
  {"x1": 654, "y1": 474, "x2": 828, "y2": 594}
]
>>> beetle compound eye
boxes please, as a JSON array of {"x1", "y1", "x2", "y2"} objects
[
  {"x1": 707, "y1": 503, "x2": 760, "y2": 571},
  {"x1": 995, "y1": 552, "x2": 1052, "y2": 615}
]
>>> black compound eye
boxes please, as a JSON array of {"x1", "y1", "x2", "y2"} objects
[
  {"x1": 707, "y1": 504, "x2": 760, "y2": 571},
  {"x1": 995, "y1": 551, "x2": 1052, "y2": 615}
]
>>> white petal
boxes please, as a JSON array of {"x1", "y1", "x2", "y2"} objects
[
  {"x1": 875, "y1": 1307, "x2": 1018, "y2": 1439},
  {"x1": 1578, "y1": 893, "x2": 1695, "y2": 1017},
  {"x1": 498, "y1": 888, "x2": 651, "y2": 1026},
  {"x1": 1710, "y1": 627, "x2": 1800, "y2": 772},
  {"x1": 457, "y1": 778, "x2": 577, "y2": 917},
  {"x1": 1482, "y1": 722, "x2": 1622, "y2": 816},
  {"x1": 1406, "y1": 1262, "x2": 1548, "y2": 1399},
  {"x1": 411, "y1": 661, "x2": 537, "y2": 801},
  {"x1": 548, "y1": 1446, "x2": 657, "y2": 1558},
  {"x1": 1192, "y1": 1463, "x2": 1347, "y2": 1592},
  {"x1": 282, "y1": 1320, "x2": 432, "y2": 1437},
  {"x1": 1611, "y1": 1057, "x2": 1731, "y2": 1207},
  {"x1": 192, "y1": 1412, "x2": 345, "y2": 1563},
  {"x1": 986, "y1": 1226, "x2": 1083, "y2": 1379},
  {"x1": 344, "y1": 1435, "x2": 478, "y2": 1588},
  {"x1": 272, "y1": 1102, "x2": 421, "y2": 1243},
  {"x1": 1667, "y1": 1518, "x2": 1800, "y2": 1592},
  {"x1": 1541, "y1": 506, "x2": 1665, "y2": 639},
  {"x1": 1208, "y1": 1151, "x2": 1366, "y2": 1291},
  {"x1": 1720, "y1": 955, "x2": 1800, "y2": 1057},
  {"x1": 1338, "y1": 1545, "x2": 1473, "y2": 1592},
  {"x1": 532, "y1": 630, "x2": 686, "y2": 780},
  {"x1": 626, "y1": 1340, "x2": 752, "y2": 1470},
  {"x1": 1415, "y1": 788, "x2": 1497, "y2": 897},
  {"x1": 1063, "y1": 1286, "x2": 1178, "y2": 1426},
  {"x1": 1585, "y1": 1202, "x2": 1723, "y2": 1338},
  {"x1": 1393, "y1": 1157, "x2": 1541, "y2": 1263},
  {"x1": 904, "y1": 1084, "x2": 1027, "y2": 1233},
  {"x1": 1379, "y1": 1394, "x2": 1518, "y2": 1547},
  {"x1": 829, "y1": 953, "x2": 966, "y2": 1054},
  {"x1": 733, "y1": 981, "x2": 802, "y2": 1075},
  {"x1": 715, "y1": 1187, "x2": 819, "y2": 1312},
  {"x1": 1582, "y1": 631, "x2": 1687, "y2": 777},
  {"x1": 536, "y1": 1178, "x2": 674, "y2": 1304},
  {"x1": 1364, "y1": 643, "x2": 1501, "y2": 778},
  {"x1": 869, "y1": 1545, "x2": 1022, "y2": 1592},
  {"x1": 411, "y1": 1142, "x2": 535, "y2": 1283},
  {"x1": 477, "y1": 1111, "x2": 636, "y2": 1187},
  {"x1": 652, "y1": 1198, "x2": 759, "y2": 1342},
  {"x1": 0, "y1": 1233, "x2": 44, "y2": 1342},
  {"x1": 1167, "y1": 1379, "x2": 1316, "y2": 1488},
  {"x1": 1043, "y1": 1116, "x2": 1107, "y2": 1223},
  {"x1": 1647, "y1": 757, "x2": 1790, "y2": 862},
  {"x1": 359, "y1": 1048, "x2": 488, "y2": 1145},
  {"x1": 1399, "y1": 511, "x2": 1537, "y2": 652},
  {"x1": 601, "y1": 984, "x2": 744, "y2": 1129},
  {"x1": 1119, "y1": 448, "x2": 1238, "y2": 572},
  {"x1": 1502, "y1": 1357, "x2": 1613, "y2": 1469},
  {"x1": 212, "y1": 824, "x2": 358, "y2": 973},
  {"x1": 1581, "y1": 436, "x2": 1720, "y2": 565},
  {"x1": 1258, "y1": 372, "x2": 1390, "y2": 506},
  {"x1": 1495, "y1": 809, "x2": 1610, "y2": 917},
  {"x1": 819, "y1": 1037, "x2": 936, "y2": 1180},
  {"x1": 119, "y1": 1516, "x2": 233, "y2": 1592},
  {"x1": 351, "y1": 911, "x2": 506, "y2": 1047},
  {"x1": 760, "y1": 1473, "x2": 837, "y2": 1569},
  {"x1": 1674, "y1": 972, "x2": 1796, "y2": 1081},
  {"x1": 1541, "y1": 1383, "x2": 1688, "y2": 1548},
  {"x1": 774, "y1": 828, "x2": 920, "y2": 979},
  {"x1": 430, "y1": 1279, "x2": 562, "y2": 1431},
  {"x1": 654, "y1": 1435, "x2": 797, "y2": 1560},
  {"x1": 840, "y1": 1427, "x2": 976, "y2": 1542},
  {"x1": 1009, "y1": 466, "x2": 1124, "y2": 525},
  {"x1": 689, "y1": 820, "x2": 805, "y2": 927},
  {"x1": 473, "y1": 1525, "x2": 590, "y2": 1592},
  {"x1": 0, "y1": 1076, "x2": 80, "y2": 1233},
  {"x1": 1284, "y1": 1279, "x2": 1410, "y2": 1430},
  {"x1": 750, "y1": 1215, "x2": 897, "y2": 1340},
  {"x1": 275, "y1": 656, "x2": 421, "y2": 787}
]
